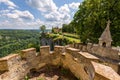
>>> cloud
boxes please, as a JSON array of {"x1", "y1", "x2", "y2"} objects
[
  {"x1": 0, "y1": 0, "x2": 42, "y2": 29},
  {"x1": 0, "y1": 19, "x2": 44, "y2": 29},
  {"x1": 43, "y1": 3, "x2": 71, "y2": 25},
  {"x1": 44, "y1": 11, "x2": 62, "y2": 21},
  {"x1": 3, "y1": 10, "x2": 34, "y2": 20},
  {"x1": 0, "y1": 0, "x2": 81, "y2": 29},
  {"x1": 0, "y1": 9, "x2": 10, "y2": 14},
  {"x1": 59, "y1": 4, "x2": 70, "y2": 13},
  {"x1": 69, "y1": 2, "x2": 80, "y2": 10},
  {"x1": 26, "y1": 0, "x2": 58, "y2": 12},
  {"x1": 0, "y1": 0, "x2": 18, "y2": 9},
  {"x1": 26, "y1": 0, "x2": 80, "y2": 28},
  {"x1": 43, "y1": 11, "x2": 71, "y2": 28}
]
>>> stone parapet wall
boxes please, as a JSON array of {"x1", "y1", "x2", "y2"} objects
[
  {"x1": 68, "y1": 43, "x2": 119, "y2": 60},
  {"x1": 0, "y1": 48, "x2": 38, "y2": 80},
  {"x1": 0, "y1": 45, "x2": 120, "y2": 80}
]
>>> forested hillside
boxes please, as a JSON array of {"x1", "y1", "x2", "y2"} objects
[{"x1": 0, "y1": 30, "x2": 40, "y2": 57}]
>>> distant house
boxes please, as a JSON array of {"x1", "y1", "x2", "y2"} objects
[{"x1": 52, "y1": 27, "x2": 62, "y2": 33}]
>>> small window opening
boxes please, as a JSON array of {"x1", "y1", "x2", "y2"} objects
[{"x1": 102, "y1": 42, "x2": 106, "y2": 47}]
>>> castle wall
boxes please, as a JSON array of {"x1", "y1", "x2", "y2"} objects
[
  {"x1": 0, "y1": 48, "x2": 39, "y2": 80},
  {"x1": 0, "y1": 53, "x2": 29, "y2": 80},
  {"x1": 61, "y1": 53, "x2": 90, "y2": 80},
  {"x1": 0, "y1": 45, "x2": 120, "y2": 80},
  {"x1": 86, "y1": 43, "x2": 119, "y2": 60},
  {"x1": 72, "y1": 43, "x2": 119, "y2": 61},
  {"x1": 21, "y1": 48, "x2": 38, "y2": 69}
]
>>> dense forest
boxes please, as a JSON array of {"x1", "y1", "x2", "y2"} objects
[
  {"x1": 0, "y1": 30, "x2": 40, "y2": 57},
  {"x1": 62, "y1": 0, "x2": 120, "y2": 46}
]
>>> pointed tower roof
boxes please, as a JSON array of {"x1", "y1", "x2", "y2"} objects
[{"x1": 99, "y1": 20, "x2": 112, "y2": 42}]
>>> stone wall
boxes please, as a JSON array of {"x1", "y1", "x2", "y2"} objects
[
  {"x1": 70, "y1": 43, "x2": 119, "y2": 61},
  {"x1": 70, "y1": 43, "x2": 119, "y2": 71},
  {"x1": 38, "y1": 46, "x2": 120, "y2": 80},
  {"x1": 0, "y1": 45, "x2": 120, "y2": 80},
  {"x1": 0, "y1": 48, "x2": 39, "y2": 80}
]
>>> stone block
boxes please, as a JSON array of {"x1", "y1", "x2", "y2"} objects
[
  {"x1": 40, "y1": 46, "x2": 50, "y2": 56},
  {"x1": 54, "y1": 46, "x2": 64, "y2": 54},
  {"x1": 0, "y1": 59, "x2": 8, "y2": 72}
]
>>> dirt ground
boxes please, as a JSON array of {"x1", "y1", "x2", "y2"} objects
[{"x1": 28, "y1": 65, "x2": 79, "y2": 80}]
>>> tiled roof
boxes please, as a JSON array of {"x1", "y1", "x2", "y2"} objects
[{"x1": 99, "y1": 20, "x2": 112, "y2": 41}]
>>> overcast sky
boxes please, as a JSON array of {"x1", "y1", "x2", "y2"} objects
[{"x1": 0, "y1": 0, "x2": 83, "y2": 29}]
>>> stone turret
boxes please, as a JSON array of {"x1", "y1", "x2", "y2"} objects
[{"x1": 99, "y1": 20, "x2": 112, "y2": 47}]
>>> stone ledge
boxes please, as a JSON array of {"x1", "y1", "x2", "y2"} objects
[
  {"x1": 91, "y1": 61, "x2": 120, "y2": 80},
  {"x1": 21, "y1": 48, "x2": 36, "y2": 53},
  {"x1": 40, "y1": 46, "x2": 49, "y2": 48},
  {"x1": 0, "y1": 54, "x2": 18, "y2": 61},
  {"x1": 55, "y1": 45, "x2": 64, "y2": 48},
  {"x1": 78, "y1": 52, "x2": 99, "y2": 60},
  {"x1": 66, "y1": 47, "x2": 80, "y2": 52}
]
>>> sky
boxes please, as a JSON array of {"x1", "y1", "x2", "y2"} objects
[{"x1": 0, "y1": 0, "x2": 83, "y2": 29}]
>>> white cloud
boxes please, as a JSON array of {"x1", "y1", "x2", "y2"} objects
[
  {"x1": 0, "y1": 0, "x2": 81, "y2": 29},
  {"x1": 0, "y1": 0, "x2": 42, "y2": 29},
  {"x1": 59, "y1": 4, "x2": 70, "y2": 14},
  {"x1": 43, "y1": 11, "x2": 71, "y2": 28},
  {"x1": 26, "y1": 0, "x2": 58, "y2": 12},
  {"x1": 0, "y1": 9, "x2": 10, "y2": 13},
  {"x1": 26, "y1": 0, "x2": 80, "y2": 28},
  {"x1": 42, "y1": 3, "x2": 71, "y2": 26},
  {"x1": 0, "y1": 0, "x2": 18, "y2": 9},
  {"x1": 69, "y1": 2, "x2": 80, "y2": 10},
  {"x1": 0, "y1": 19, "x2": 44, "y2": 29},
  {"x1": 44, "y1": 11, "x2": 61, "y2": 21},
  {"x1": 3, "y1": 10, "x2": 34, "y2": 20}
]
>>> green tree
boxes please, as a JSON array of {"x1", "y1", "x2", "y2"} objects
[
  {"x1": 72, "y1": 0, "x2": 120, "y2": 45},
  {"x1": 62, "y1": 23, "x2": 76, "y2": 33},
  {"x1": 40, "y1": 25, "x2": 46, "y2": 33},
  {"x1": 62, "y1": 24, "x2": 68, "y2": 32}
]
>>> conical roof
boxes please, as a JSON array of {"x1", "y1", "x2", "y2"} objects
[{"x1": 99, "y1": 20, "x2": 112, "y2": 42}]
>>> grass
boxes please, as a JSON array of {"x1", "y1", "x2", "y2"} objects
[
  {"x1": 47, "y1": 33, "x2": 80, "y2": 44},
  {"x1": 63, "y1": 33, "x2": 79, "y2": 39},
  {"x1": 64, "y1": 36, "x2": 80, "y2": 43}
]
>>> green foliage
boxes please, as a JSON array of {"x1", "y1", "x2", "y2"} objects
[
  {"x1": 73, "y1": 0, "x2": 120, "y2": 46},
  {"x1": 47, "y1": 33, "x2": 80, "y2": 45},
  {"x1": 63, "y1": 33, "x2": 79, "y2": 39},
  {"x1": 51, "y1": 27, "x2": 62, "y2": 34},
  {"x1": 0, "y1": 30, "x2": 40, "y2": 57},
  {"x1": 62, "y1": 23, "x2": 76, "y2": 33},
  {"x1": 40, "y1": 25, "x2": 46, "y2": 33}
]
